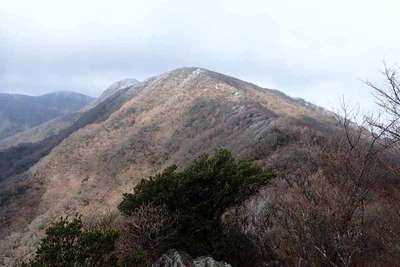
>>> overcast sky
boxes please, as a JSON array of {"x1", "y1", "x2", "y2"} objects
[{"x1": 1, "y1": 0, "x2": 400, "y2": 113}]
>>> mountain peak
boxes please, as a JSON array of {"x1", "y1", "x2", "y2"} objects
[
  {"x1": 100, "y1": 78, "x2": 140, "y2": 98},
  {"x1": 160, "y1": 67, "x2": 260, "y2": 89},
  {"x1": 84, "y1": 78, "x2": 140, "y2": 110},
  {"x1": 106, "y1": 78, "x2": 140, "y2": 91},
  {"x1": 42, "y1": 91, "x2": 90, "y2": 97}
]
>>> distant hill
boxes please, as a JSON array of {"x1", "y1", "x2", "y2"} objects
[
  {"x1": 0, "y1": 81, "x2": 139, "y2": 149},
  {"x1": 0, "y1": 91, "x2": 93, "y2": 141},
  {"x1": 0, "y1": 113, "x2": 81, "y2": 150}
]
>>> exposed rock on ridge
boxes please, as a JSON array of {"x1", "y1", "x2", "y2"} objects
[{"x1": 152, "y1": 250, "x2": 231, "y2": 267}]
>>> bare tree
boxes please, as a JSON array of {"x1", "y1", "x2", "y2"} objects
[
  {"x1": 246, "y1": 105, "x2": 400, "y2": 266},
  {"x1": 366, "y1": 63, "x2": 400, "y2": 144},
  {"x1": 124, "y1": 204, "x2": 177, "y2": 255}
]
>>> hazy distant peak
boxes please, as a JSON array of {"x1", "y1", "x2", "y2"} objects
[
  {"x1": 42, "y1": 91, "x2": 91, "y2": 97},
  {"x1": 0, "y1": 91, "x2": 93, "y2": 141},
  {"x1": 106, "y1": 78, "x2": 139, "y2": 91},
  {"x1": 100, "y1": 78, "x2": 139, "y2": 99},
  {"x1": 84, "y1": 78, "x2": 140, "y2": 111},
  {"x1": 0, "y1": 91, "x2": 93, "y2": 101}
]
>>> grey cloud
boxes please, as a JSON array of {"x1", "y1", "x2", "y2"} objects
[{"x1": 0, "y1": 0, "x2": 399, "y2": 114}]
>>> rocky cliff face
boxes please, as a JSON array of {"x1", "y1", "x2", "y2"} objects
[{"x1": 0, "y1": 67, "x2": 338, "y2": 265}]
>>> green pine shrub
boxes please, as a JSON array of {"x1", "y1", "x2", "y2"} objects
[
  {"x1": 118, "y1": 149, "x2": 275, "y2": 261},
  {"x1": 21, "y1": 214, "x2": 119, "y2": 267}
]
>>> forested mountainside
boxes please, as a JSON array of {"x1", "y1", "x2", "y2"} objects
[
  {"x1": 1, "y1": 68, "x2": 399, "y2": 266},
  {"x1": 0, "y1": 80, "x2": 140, "y2": 150},
  {"x1": 0, "y1": 92, "x2": 93, "y2": 142}
]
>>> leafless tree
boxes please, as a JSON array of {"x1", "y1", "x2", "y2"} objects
[
  {"x1": 246, "y1": 104, "x2": 400, "y2": 266},
  {"x1": 81, "y1": 205, "x2": 176, "y2": 263},
  {"x1": 124, "y1": 204, "x2": 177, "y2": 255},
  {"x1": 83, "y1": 209, "x2": 120, "y2": 232},
  {"x1": 366, "y1": 63, "x2": 400, "y2": 145}
]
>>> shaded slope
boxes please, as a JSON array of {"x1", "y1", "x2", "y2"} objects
[
  {"x1": 0, "y1": 113, "x2": 81, "y2": 150},
  {"x1": 0, "y1": 79, "x2": 140, "y2": 150},
  {"x1": 0, "y1": 83, "x2": 144, "y2": 182},
  {"x1": 0, "y1": 92, "x2": 93, "y2": 141}
]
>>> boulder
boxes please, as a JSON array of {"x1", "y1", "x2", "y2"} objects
[{"x1": 152, "y1": 250, "x2": 231, "y2": 267}]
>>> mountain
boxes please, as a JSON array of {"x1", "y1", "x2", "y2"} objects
[
  {"x1": 0, "y1": 113, "x2": 81, "y2": 150},
  {"x1": 83, "y1": 78, "x2": 139, "y2": 111},
  {"x1": 0, "y1": 91, "x2": 93, "y2": 143},
  {"x1": 0, "y1": 81, "x2": 138, "y2": 150},
  {"x1": 0, "y1": 67, "x2": 338, "y2": 264}
]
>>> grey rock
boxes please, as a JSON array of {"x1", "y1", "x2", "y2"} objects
[
  {"x1": 192, "y1": 256, "x2": 232, "y2": 267},
  {"x1": 152, "y1": 250, "x2": 231, "y2": 267}
]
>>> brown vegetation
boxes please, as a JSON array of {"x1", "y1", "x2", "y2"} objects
[{"x1": 3, "y1": 67, "x2": 400, "y2": 266}]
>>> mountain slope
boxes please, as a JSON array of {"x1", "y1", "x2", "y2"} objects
[
  {"x1": 0, "y1": 92, "x2": 93, "y2": 142},
  {"x1": 0, "y1": 80, "x2": 139, "y2": 150},
  {"x1": 0, "y1": 113, "x2": 81, "y2": 150},
  {"x1": 0, "y1": 67, "x2": 338, "y2": 264},
  {"x1": 0, "y1": 83, "x2": 144, "y2": 182}
]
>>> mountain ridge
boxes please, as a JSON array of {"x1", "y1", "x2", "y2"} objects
[
  {"x1": 0, "y1": 67, "x2": 339, "y2": 265},
  {"x1": 0, "y1": 91, "x2": 94, "y2": 142},
  {"x1": 0, "y1": 80, "x2": 143, "y2": 150}
]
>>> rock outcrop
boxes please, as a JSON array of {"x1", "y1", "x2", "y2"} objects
[{"x1": 152, "y1": 250, "x2": 231, "y2": 267}]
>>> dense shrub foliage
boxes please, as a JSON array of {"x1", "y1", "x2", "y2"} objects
[
  {"x1": 21, "y1": 215, "x2": 119, "y2": 267},
  {"x1": 21, "y1": 150, "x2": 273, "y2": 266},
  {"x1": 118, "y1": 149, "x2": 274, "y2": 260}
]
